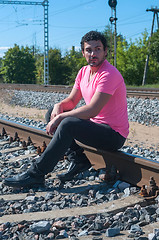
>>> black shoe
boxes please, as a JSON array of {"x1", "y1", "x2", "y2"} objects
[
  {"x1": 57, "y1": 153, "x2": 91, "y2": 182},
  {"x1": 3, "y1": 172, "x2": 45, "y2": 188}
]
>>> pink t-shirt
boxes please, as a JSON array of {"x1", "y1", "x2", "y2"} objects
[{"x1": 73, "y1": 59, "x2": 129, "y2": 138}]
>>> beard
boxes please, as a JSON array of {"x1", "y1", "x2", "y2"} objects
[{"x1": 88, "y1": 56, "x2": 105, "y2": 67}]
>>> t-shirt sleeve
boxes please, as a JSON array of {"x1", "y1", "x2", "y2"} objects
[{"x1": 96, "y1": 70, "x2": 123, "y2": 95}]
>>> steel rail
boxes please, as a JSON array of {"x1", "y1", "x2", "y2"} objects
[
  {"x1": 0, "y1": 83, "x2": 159, "y2": 98},
  {"x1": 0, "y1": 119, "x2": 159, "y2": 188}
]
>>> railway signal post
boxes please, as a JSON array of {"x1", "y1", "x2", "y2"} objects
[{"x1": 108, "y1": 0, "x2": 117, "y2": 68}]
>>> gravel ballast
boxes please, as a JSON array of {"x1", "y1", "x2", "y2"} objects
[
  {"x1": 0, "y1": 89, "x2": 159, "y2": 239},
  {"x1": 0, "y1": 89, "x2": 159, "y2": 161},
  {"x1": 0, "y1": 136, "x2": 159, "y2": 240}
]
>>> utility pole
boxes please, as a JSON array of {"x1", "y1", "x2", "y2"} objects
[
  {"x1": 108, "y1": 0, "x2": 117, "y2": 67},
  {"x1": 142, "y1": 7, "x2": 159, "y2": 86},
  {"x1": 0, "y1": 0, "x2": 49, "y2": 85}
]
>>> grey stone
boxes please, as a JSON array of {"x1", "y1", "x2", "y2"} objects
[
  {"x1": 56, "y1": 230, "x2": 68, "y2": 239},
  {"x1": 44, "y1": 192, "x2": 54, "y2": 201},
  {"x1": 106, "y1": 227, "x2": 120, "y2": 237},
  {"x1": 78, "y1": 230, "x2": 88, "y2": 237},
  {"x1": 30, "y1": 221, "x2": 51, "y2": 233},
  {"x1": 92, "y1": 237, "x2": 103, "y2": 240},
  {"x1": 129, "y1": 224, "x2": 143, "y2": 234}
]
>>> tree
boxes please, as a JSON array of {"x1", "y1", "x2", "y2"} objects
[
  {"x1": 35, "y1": 54, "x2": 44, "y2": 85},
  {"x1": 149, "y1": 29, "x2": 159, "y2": 63},
  {"x1": 63, "y1": 47, "x2": 87, "y2": 85},
  {"x1": 103, "y1": 25, "x2": 113, "y2": 64},
  {"x1": 49, "y1": 48, "x2": 70, "y2": 85},
  {"x1": 0, "y1": 44, "x2": 36, "y2": 84},
  {"x1": 116, "y1": 31, "x2": 150, "y2": 85}
]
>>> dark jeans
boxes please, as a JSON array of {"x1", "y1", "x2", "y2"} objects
[{"x1": 29, "y1": 107, "x2": 126, "y2": 176}]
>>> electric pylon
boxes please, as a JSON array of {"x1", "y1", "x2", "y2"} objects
[{"x1": 0, "y1": 0, "x2": 49, "y2": 85}]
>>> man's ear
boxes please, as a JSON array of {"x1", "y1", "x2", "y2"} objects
[{"x1": 82, "y1": 50, "x2": 85, "y2": 57}]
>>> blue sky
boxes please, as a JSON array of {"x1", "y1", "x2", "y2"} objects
[{"x1": 0, "y1": 0, "x2": 159, "y2": 58}]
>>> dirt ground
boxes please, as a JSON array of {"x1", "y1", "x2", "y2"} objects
[{"x1": 0, "y1": 89, "x2": 159, "y2": 150}]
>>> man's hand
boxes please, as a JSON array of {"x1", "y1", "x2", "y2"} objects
[
  {"x1": 46, "y1": 115, "x2": 63, "y2": 135},
  {"x1": 50, "y1": 103, "x2": 63, "y2": 120}
]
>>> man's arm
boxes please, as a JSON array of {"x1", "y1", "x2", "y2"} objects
[
  {"x1": 50, "y1": 88, "x2": 82, "y2": 120},
  {"x1": 61, "y1": 91, "x2": 111, "y2": 119},
  {"x1": 46, "y1": 91, "x2": 111, "y2": 135}
]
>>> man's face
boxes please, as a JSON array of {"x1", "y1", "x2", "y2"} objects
[{"x1": 82, "y1": 40, "x2": 107, "y2": 67}]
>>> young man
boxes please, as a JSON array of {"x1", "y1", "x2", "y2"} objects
[{"x1": 4, "y1": 31, "x2": 129, "y2": 188}]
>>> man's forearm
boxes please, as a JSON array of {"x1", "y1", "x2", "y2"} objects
[
  {"x1": 56, "y1": 88, "x2": 82, "y2": 112},
  {"x1": 57, "y1": 97, "x2": 76, "y2": 112},
  {"x1": 60, "y1": 104, "x2": 96, "y2": 120}
]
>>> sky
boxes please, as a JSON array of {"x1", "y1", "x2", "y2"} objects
[{"x1": 0, "y1": 0, "x2": 159, "y2": 58}]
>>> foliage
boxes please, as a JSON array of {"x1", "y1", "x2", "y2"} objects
[
  {"x1": 35, "y1": 54, "x2": 44, "y2": 84},
  {"x1": 149, "y1": 29, "x2": 159, "y2": 63},
  {"x1": 0, "y1": 44, "x2": 36, "y2": 84},
  {"x1": 116, "y1": 30, "x2": 159, "y2": 85},
  {"x1": 49, "y1": 48, "x2": 70, "y2": 85},
  {"x1": 103, "y1": 25, "x2": 113, "y2": 63},
  {"x1": 103, "y1": 25, "x2": 125, "y2": 65},
  {"x1": 1, "y1": 26, "x2": 159, "y2": 86},
  {"x1": 63, "y1": 47, "x2": 87, "y2": 85},
  {"x1": 117, "y1": 36, "x2": 147, "y2": 85}
]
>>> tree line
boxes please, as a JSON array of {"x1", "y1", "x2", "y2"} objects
[{"x1": 0, "y1": 26, "x2": 159, "y2": 86}]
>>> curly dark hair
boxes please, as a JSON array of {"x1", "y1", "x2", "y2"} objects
[{"x1": 80, "y1": 31, "x2": 107, "y2": 51}]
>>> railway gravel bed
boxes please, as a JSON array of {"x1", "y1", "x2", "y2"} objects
[
  {"x1": 0, "y1": 88, "x2": 159, "y2": 239},
  {"x1": 0, "y1": 89, "x2": 159, "y2": 162},
  {"x1": 0, "y1": 136, "x2": 159, "y2": 240},
  {"x1": 7, "y1": 90, "x2": 159, "y2": 127}
]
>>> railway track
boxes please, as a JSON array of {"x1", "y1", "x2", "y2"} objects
[
  {"x1": 0, "y1": 119, "x2": 159, "y2": 239},
  {"x1": 0, "y1": 83, "x2": 159, "y2": 99},
  {"x1": 1, "y1": 119, "x2": 159, "y2": 188}
]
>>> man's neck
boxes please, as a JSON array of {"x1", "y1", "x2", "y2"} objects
[
  {"x1": 90, "y1": 64, "x2": 101, "y2": 75},
  {"x1": 90, "y1": 59, "x2": 105, "y2": 74}
]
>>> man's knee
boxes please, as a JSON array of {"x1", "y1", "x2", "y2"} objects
[{"x1": 59, "y1": 117, "x2": 79, "y2": 131}]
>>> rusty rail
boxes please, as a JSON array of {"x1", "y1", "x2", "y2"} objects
[
  {"x1": 0, "y1": 119, "x2": 159, "y2": 189},
  {"x1": 0, "y1": 83, "x2": 159, "y2": 98}
]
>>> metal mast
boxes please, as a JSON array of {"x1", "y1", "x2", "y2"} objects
[
  {"x1": 108, "y1": 0, "x2": 117, "y2": 67},
  {"x1": 142, "y1": 7, "x2": 159, "y2": 86},
  {"x1": 0, "y1": 0, "x2": 49, "y2": 85},
  {"x1": 43, "y1": 0, "x2": 49, "y2": 85}
]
